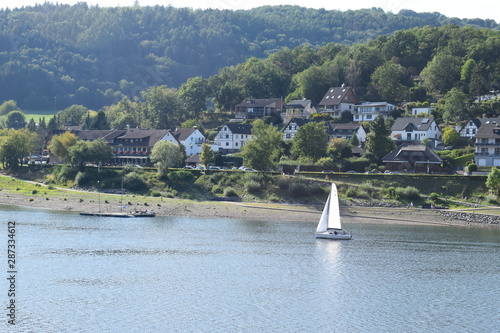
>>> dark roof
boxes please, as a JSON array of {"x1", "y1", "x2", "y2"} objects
[
  {"x1": 285, "y1": 99, "x2": 312, "y2": 108},
  {"x1": 382, "y1": 143, "x2": 442, "y2": 164},
  {"x1": 391, "y1": 117, "x2": 435, "y2": 131},
  {"x1": 224, "y1": 123, "x2": 253, "y2": 135},
  {"x1": 235, "y1": 98, "x2": 282, "y2": 108},
  {"x1": 74, "y1": 129, "x2": 124, "y2": 141},
  {"x1": 329, "y1": 122, "x2": 362, "y2": 131},
  {"x1": 475, "y1": 121, "x2": 500, "y2": 139},
  {"x1": 115, "y1": 129, "x2": 170, "y2": 147},
  {"x1": 319, "y1": 86, "x2": 353, "y2": 106},
  {"x1": 283, "y1": 118, "x2": 314, "y2": 128},
  {"x1": 171, "y1": 128, "x2": 196, "y2": 141}
]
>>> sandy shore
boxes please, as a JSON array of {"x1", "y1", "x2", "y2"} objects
[{"x1": 1, "y1": 185, "x2": 499, "y2": 229}]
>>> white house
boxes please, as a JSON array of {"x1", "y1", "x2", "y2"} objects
[
  {"x1": 411, "y1": 107, "x2": 433, "y2": 116},
  {"x1": 282, "y1": 118, "x2": 314, "y2": 141},
  {"x1": 459, "y1": 118, "x2": 500, "y2": 139},
  {"x1": 329, "y1": 122, "x2": 367, "y2": 143},
  {"x1": 281, "y1": 99, "x2": 316, "y2": 124},
  {"x1": 390, "y1": 117, "x2": 441, "y2": 144},
  {"x1": 214, "y1": 123, "x2": 253, "y2": 154},
  {"x1": 474, "y1": 120, "x2": 500, "y2": 166},
  {"x1": 317, "y1": 85, "x2": 357, "y2": 118},
  {"x1": 163, "y1": 127, "x2": 206, "y2": 156},
  {"x1": 353, "y1": 102, "x2": 396, "y2": 122}
]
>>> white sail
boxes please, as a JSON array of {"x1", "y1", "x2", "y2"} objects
[
  {"x1": 327, "y1": 183, "x2": 342, "y2": 230},
  {"x1": 316, "y1": 193, "x2": 330, "y2": 233}
]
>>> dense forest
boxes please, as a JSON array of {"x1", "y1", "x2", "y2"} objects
[{"x1": 1, "y1": 3, "x2": 499, "y2": 111}]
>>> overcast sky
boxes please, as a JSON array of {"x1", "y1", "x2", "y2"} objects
[{"x1": 2, "y1": 0, "x2": 499, "y2": 23}]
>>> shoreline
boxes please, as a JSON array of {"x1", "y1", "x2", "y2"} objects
[{"x1": 1, "y1": 189, "x2": 499, "y2": 229}]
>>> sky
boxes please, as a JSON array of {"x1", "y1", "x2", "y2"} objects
[{"x1": 1, "y1": 0, "x2": 499, "y2": 23}]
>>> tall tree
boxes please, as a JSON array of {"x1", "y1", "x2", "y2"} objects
[
  {"x1": 291, "y1": 122, "x2": 328, "y2": 161},
  {"x1": 141, "y1": 86, "x2": 181, "y2": 129},
  {"x1": 178, "y1": 76, "x2": 208, "y2": 119},
  {"x1": 150, "y1": 140, "x2": 184, "y2": 177},
  {"x1": 200, "y1": 143, "x2": 216, "y2": 168},
  {"x1": 442, "y1": 88, "x2": 468, "y2": 124},
  {"x1": 241, "y1": 119, "x2": 284, "y2": 171},
  {"x1": 6, "y1": 111, "x2": 27, "y2": 130},
  {"x1": 364, "y1": 115, "x2": 395, "y2": 161},
  {"x1": 0, "y1": 129, "x2": 37, "y2": 170},
  {"x1": 48, "y1": 131, "x2": 78, "y2": 164}
]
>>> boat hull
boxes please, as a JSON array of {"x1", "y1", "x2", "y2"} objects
[{"x1": 315, "y1": 232, "x2": 352, "y2": 240}]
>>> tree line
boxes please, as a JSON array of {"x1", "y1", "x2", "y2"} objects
[{"x1": 1, "y1": 3, "x2": 498, "y2": 110}]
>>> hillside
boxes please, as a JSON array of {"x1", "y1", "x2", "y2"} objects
[{"x1": 0, "y1": 4, "x2": 498, "y2": 111}]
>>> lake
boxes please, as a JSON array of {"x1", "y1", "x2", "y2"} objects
[{"x1": 1, "y1": 206, "x2": 499, "y2": 332}]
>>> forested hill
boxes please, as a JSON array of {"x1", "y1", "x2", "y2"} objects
[{"x1": 0, "y1": 3, "x2": 498, "y2": 110}]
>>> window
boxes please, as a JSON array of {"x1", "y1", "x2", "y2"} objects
[
  {"x1": 235, "y1": 142, "x2": 238, "y2": 146},
  {"x1": 226, "y1": 134, "x2": 229, "y2": 139},
  {"x1": 225, "y1": 142, "x2": 229, "y2": 146}
]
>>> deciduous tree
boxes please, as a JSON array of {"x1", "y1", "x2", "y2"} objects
[
  {"x1": 150, "y1": 141, "x2": 184, "y2": 177},
  {"x1": 241, "y1": 119, "x2": 284, "y2": 171}
]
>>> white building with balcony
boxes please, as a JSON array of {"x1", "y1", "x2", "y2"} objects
[
  {"x1": 353, "y1": 102, "x2": 396, "y2": 122},
  {"x1": 474, "y1": 120, "x2": 500, "y2": 166}
]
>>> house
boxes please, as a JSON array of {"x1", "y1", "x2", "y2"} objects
[
  {"x1": 111, "y1": 128, "x2": 170, "y2": 165},
  {"x1": 281, "y1": 99, "x2": 316, "y2": 123},
  {"x1": 234, "y1": 98, "x2": 283, "y2": 119},
  {"x1": 411, "y1": 107, "x2": 433, "y2": 116},
  {"x1": 214, "y1": 123, "x2": 253, "y2": 154},
  {"x1": 282, "y1": 118, "x2": 314, "y2": 140},
  {"x1": 382, "y1": 143, "x2": 444, "y2": 173},
  {"x1": 474, "y1": 120, "x2": 500, "y2": 166},
  {"x1": 328, "y1": 122, "x2": 367, "y2": 143},
  {"x1": 163, "y1": 127, "x2": 205, "y2": 156},
  {"x1": 390, "y1": 117, "x2": 442, "y2": 146},
  {"x1": 459, "y1": 117, "x2": 500, "y2": 139},
  {"x1": 353, "y1": 102, "x2": 396, "y2": 122},
  {"x1": 317, "y1": 85, "x2": 357, "y2": 117}
]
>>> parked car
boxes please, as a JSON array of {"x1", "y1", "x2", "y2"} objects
[{"x1": 184, "y1": 166, "x2": 195, "y2": 169}]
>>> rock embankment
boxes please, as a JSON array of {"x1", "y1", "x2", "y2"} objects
[{"x1": 439, "y1": 211, "x2": 500, "y2": 225}]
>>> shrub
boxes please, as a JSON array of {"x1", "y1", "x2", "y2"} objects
[
  {"x1": 168, "y1": 170, "x2": 195, "y2": 183},
  {"x1": 150, "y1": 191, "x2": 161, "y2": 197},
  {"x1": 75, "y1": 171, "x2": 89, "y2": 187},
  {"x1": 429, "y1": 192, "x2": 440, "y2": 202},
  {"x1": 467, "y1": 163, "x2": 477, "y2": 172},
  {"x1": 395, "y1": 186, "x2": 421, "y2": 200},
  {"x1": 276, "y1": 177, "x2": 290, "y2": 190},
  {"x1": 211, "y1": 185, "x2": 223, "y2": 194},
  {"x1": 289, "y1": 182, "x2": 309, "y2": 198},
  {"x1": 223, "y1": 187, "x2": 238, "y2": 197},
  {"x1": 32, "y1": 189, "x2": 38, "y2": 195},
  {"x1": 124, "y1": 172, "x2": 145, "y2": 191},
  {"x1": 244, "y1": 180, "x2": 261, "y2": 194}
]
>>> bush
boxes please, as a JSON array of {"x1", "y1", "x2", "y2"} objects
[
  {"x1": 429, "y1": 192, "x2": 440, "y2": 202},
  {"x1": 467, "y1": 163, "x2": 477, "y2": 172},
  {"x1": 395, "y1": 186, "x2": 421, "y2": 200},
  {"x1": 244, "y1": 180, "x2": 261, "y2": 194},
  {"x1": 289, "y1": 182, "x2": 309, "y2": 198},
  {"x1": 32, "y1": 189, "x2": 38, "y2": 195},
  {"x1": 150, "y1": 191, "x2": 161, "y2": 197},
  {"x1": 75, "y1": 171, "x2": 89, "y2": 187},
  {"x1": 168, "y1": 170, "x2": 195, "y2": 183},
  {"x1": 223, "y1": 187, "x2": 238, "y2": 197},
  {"x1": 124, "y1": 172, "x2": 145, "y2": 191},
  {"x1": 211, "y1": 185, "x2": 223, "y2": 194}
]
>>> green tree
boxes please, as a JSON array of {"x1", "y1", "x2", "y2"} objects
[
  {"x1": 421, "y1": 53, "x2": 462, "y2": 96},
  {"x1": 486, "y1": 167, "x2": 500, "y2": 196},
  {"x1": 6, "y1": 111, "x2": 27, "y2": 129},
  {"x1": 48, "y1": 131, "x2": 78, "y2": 164},
  {"x1": 328, "y1": 138, "x2": 352, "y2": 159},
  {"x1": 150, "y1": 141, "x2": 184, "y2": 177},
  {"x1": 442, "y1": 88, "x2": 468, "y2": 124},
  {"x1": 0, "y1": 129, "x2": 37, "y2": 169},
  {"x1": 105, "y1": 97, "x2": 141, "y2": 129},
  {"x1": 441, "y1": 127, "x2": 461, "y2": 147},
  {"x1": 57, "y1": 105, "x2": 89, "y2": 127},
  {"x1": 364, "y1": 115, "x2": 395, "y2": 161},
  {"x1": 350, "y1": 132, "x2": 360, "y2": 146},
  {"x1": 200, "y1": 143, "x2": 215, "y2": 168},
  {"x1": 90, "y1": 110, "x2": 108, "y2": 130},
  {"x1": 291, "y1": 122, "x2": 328, "y2": 161},
  {"x1": 241, "y1": 119, "x2": 284, "y2": 171},
  {"x1": 370, "y1": 61, "x2": 408, "y2": 102},
  {"x1": 178, "y1": 76, "x2": 208, "y2": 119},
  {"x1": 0, "y1": 100, "x2": 21, "y2": 116},
  {"x1": 141, "y1": 86, "x2": 181, "y2": 129}
]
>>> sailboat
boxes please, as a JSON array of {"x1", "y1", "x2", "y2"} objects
[{"x1": 315, "y1": 183, "x2": 352, "y2": 240}]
